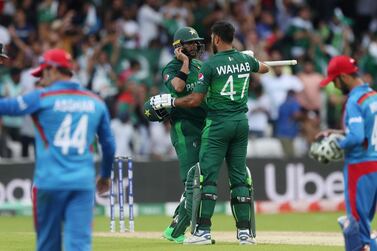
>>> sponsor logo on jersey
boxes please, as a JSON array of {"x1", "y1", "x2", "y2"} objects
[
  {"x1": 186, "y1": 83, "x2": 195, "y2": 91},
  {"x1": 198, "y1": 73, "x2": 204, "y2": 81},
  {"x1": 17, "y1": 96, "x2": 27, "y2": 110},
  {"x1": 216, "y1": 62, "x2": 250, "y2": 75},
  {"x1": 349, "y1": 116, "x2": 362, "y2": 124}
]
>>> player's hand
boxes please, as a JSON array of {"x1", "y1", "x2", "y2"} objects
[
  {"x1": 309, "y1": 133, "x2": 344, "y2": 163},
  {"x1": 241, "y1": 50, "x2": 255, "y2": 57},
  {"x1": 150, "y1": 94, "x2": 175, "y2": 109},
  {"x1": 174, "y1": 47, "x2": 189, "y2": 63},
  {"x1": 315, "y1": 129, "x2": 344, "y2": 140},
  {"x1": 96, "y1": 177, "x2": 111, "y2": 195}
]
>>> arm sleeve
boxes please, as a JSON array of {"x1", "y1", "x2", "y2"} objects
[
  {"x1": 162, "y1": 66, "x2": 178, "y2": 94},
  {"x1": 0, "y1": 90, "x2": 42, "y2": 115},
  {"x1": 97, "y1": 107, "x2": 116, "y2": 178},
  {"x1": 193, "y1": 62, "x2": 211, "y2": 94},
  {"x1": 338, "y1": 101, "x2": 365, "y2": 149}
]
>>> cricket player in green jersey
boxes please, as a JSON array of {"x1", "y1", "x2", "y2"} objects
[
  {"x1": 145, "y1": 26, "x2": 207, "y2": 243},
  {"x1": 150, "y1": 21, "x2": 269, "y2": 245}
]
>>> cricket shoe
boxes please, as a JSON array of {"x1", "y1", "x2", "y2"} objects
[
  {"x1": 162, "y1": 226, "x2": 174, "y2": 241},
  {"x1": 172, "y1": 235, "x2": 185, "y2": 244},
  {"x1": 183, "y1": 230, "x2": 212, "y2": 245},
  {"x1": 337, "y1": 215, "x2": 347, "y2": 229},
  {"x1": 162, "y1": 226, "x2": 185, "y2": 244},
  {"x1": 238, "y1": 229, "x2": 256, "y2": 245},
  {"x1": 371, "y1": 230, "x2": 377, "y2": 240}
]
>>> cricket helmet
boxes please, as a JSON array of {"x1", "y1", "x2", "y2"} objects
[
  {"x1": 173, "y1": 27, "x2": 204, "y2": 47},
  {"x1": 143, "y1": 101, "x2": 169, "y2": 122}
]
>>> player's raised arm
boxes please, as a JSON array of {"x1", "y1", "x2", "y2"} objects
[
  {"x1": 170, "y1": 47, "x2": 189, "y2": 92},
  {"x1": 174, "y1": 92, "x2": 205, "y2": 108},
  {"x1": 240, "y1": 50, "x2": 269, "y2": 74},
  {"x1": 258, "y1": 62, "x2": 270, "y2": 73},
  {"x1": 0, "y1": 90, "x2": 42, "y2": 115}
]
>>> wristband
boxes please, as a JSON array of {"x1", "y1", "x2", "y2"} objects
[
  {"x1": 176, "y1": 71, "x2": 188, "y2": 82},
  {"x1": 172, "y1": 97, "x2": 176, "y2": 107}
]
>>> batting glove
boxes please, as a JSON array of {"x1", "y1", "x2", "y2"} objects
[
  {"x1": 150, "y1": 94, "x2": 175, "y2": 109},
  {"x1": 309, "y1": 133, "x2": 344, "y2": 163}
]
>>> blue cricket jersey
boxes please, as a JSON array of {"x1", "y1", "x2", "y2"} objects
[
  {"x1": 0, "y1": 81, "x2": 115, "y2": 190},
  {"x1": 338, "y1": 84, "x2": 377, "y2": 163}
]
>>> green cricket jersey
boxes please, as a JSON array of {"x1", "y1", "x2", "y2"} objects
[
  {"x1": 162, "y1": 58, "x2": 207, "y2": 123},
  {"x1": 194, "y1": 49, "x2": 259, "y2": 120}
]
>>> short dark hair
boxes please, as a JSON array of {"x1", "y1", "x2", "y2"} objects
[
  {"x1": 350, "y1": 72, "x2": 359, "y2": 78},
  {"x1": 57, "y1": 66, "x2": 73, "y2": 77},
  {"x1": 211, "y1": 21, "x2": 235, "y2": 44}
]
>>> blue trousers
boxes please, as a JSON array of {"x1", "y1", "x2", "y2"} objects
[
  {"x1": 344, "y1": 161, "x2": 377, "y2": 250},
  {"x1": 32, "y1": 187, "x2": 94, "y2": 251}
]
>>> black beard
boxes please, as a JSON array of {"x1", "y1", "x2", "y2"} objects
[
  {"x1": 212, "y1": 42, "x2": 218, "y2": 54},
  {"x1": 339, "y1": 79, "x2": 350, "y2": 95},
  {"x1": 182, "y1": 48, "x2": 196, "y2": 59}
]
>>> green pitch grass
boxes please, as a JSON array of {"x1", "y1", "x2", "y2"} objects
[{"x1": 0, "y1": 212, "x2": 375, "y2": 250}]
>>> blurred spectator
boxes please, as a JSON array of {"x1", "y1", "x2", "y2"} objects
[
  {"x1": 256, "y1": 9, "x2": 275, "y2": 40},
  {"x1": 324, "y1": 83, "x2": 346, "y2": 129},
  {"x1": 75, "y1": 35, "x2": 96, "y2": 87},
  {"x1": 323, "y1": 8, "x2": 353, "y2": 57},
  {"x1": 37, "y1": 0, "x2": 58, "y2": 41},
  {"x1": 0, "y1": 67, "x2": 23, "y2": 157},
  {"x1": 160, "y1": 0, "x2": 193, "y2": 33},
  {"x1": 260, "y1": 50, "x2": 303, "y2": 131},
  {"x1": 87, "y1": 30, "x2": 119, "y2": 98},
  {"x1": 244, "y1": 29, "x2": 269, "y2": 61},
  {"x1": 20, "y1": 116, "x2": 35, "y2": 158},
  {"x1": 149, "y1": 120, "x2": 175, "y2": 160},
  {"x1": 0, "y1": 19, "x2": 11, "y2": 46},
  {"x1": 90, "y1": 50, "x2": 117, "y2": 98},
  {"x1": 103, "y1": 0, "x2": 124, "y2": 29},
  {"x1": 285, "y1": 5, "x2": 313, "y2": 58},
  {"x1": 191, "y1": 0, "x2": 224, "y2": 40},
  {"x1": 360, "y1": 34, "x2": 377, "y2": 84},
  {"x1": 247, "y1": 84, "x2": 271, "y2": 138},
  {"x1": 132, "y1": 91, "x2": 152, "y2": 159},
  {"x1": 13, "y1": 8, "x2": 35, "y2": 43},
  {"x1": 275, "y1": 90, "x2": 303, "y2": 158},
  {"x1": 275, "y1": 0, "x2": 296, "y2": 33},
  {"x1": 118, "y1": 59, "x2": 141, "y2": 89},
  {"x1": 137, "y1": 0, "x2": 164, "y2": 47},
  {"x1": 111, "y1": 111, "x2": 134, "y2": 158},
  {"x1": 81, "y1": 1, "x2": 100, "y2": 35},
  {"x1": 118, "y1": 5, "x2": 140, "y2": 49},
  {"x1": 296, "y1": 59, "x2": 322, "y2": 143},
  {"x1": 1, "y1": 0, "x2": 377, "y2": 159}
]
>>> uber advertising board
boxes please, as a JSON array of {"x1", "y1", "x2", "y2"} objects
[{"x1": 0, "y1": 158, "x2": 343, "y2": 204}]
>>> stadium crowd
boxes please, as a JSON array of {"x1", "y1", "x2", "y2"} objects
[{"x1": 0, "y1": 0, "x2": 377, "y2": 160}]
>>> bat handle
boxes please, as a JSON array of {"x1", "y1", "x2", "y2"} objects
[{"x1": 264, "y1": 60, "x2": 298, "y2": 66}]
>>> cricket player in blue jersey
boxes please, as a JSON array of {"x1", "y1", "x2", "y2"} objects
[
  {"x1": 0, "y1": 48, "x2": 115, "y2": 251},
  {"x1": 318, "y1": 55, "x2": 377, "y2": 251}
]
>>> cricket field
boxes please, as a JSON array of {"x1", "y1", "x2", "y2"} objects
[{"x1": 1, "y1": 212, "x2": 375, "y2": 250}]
